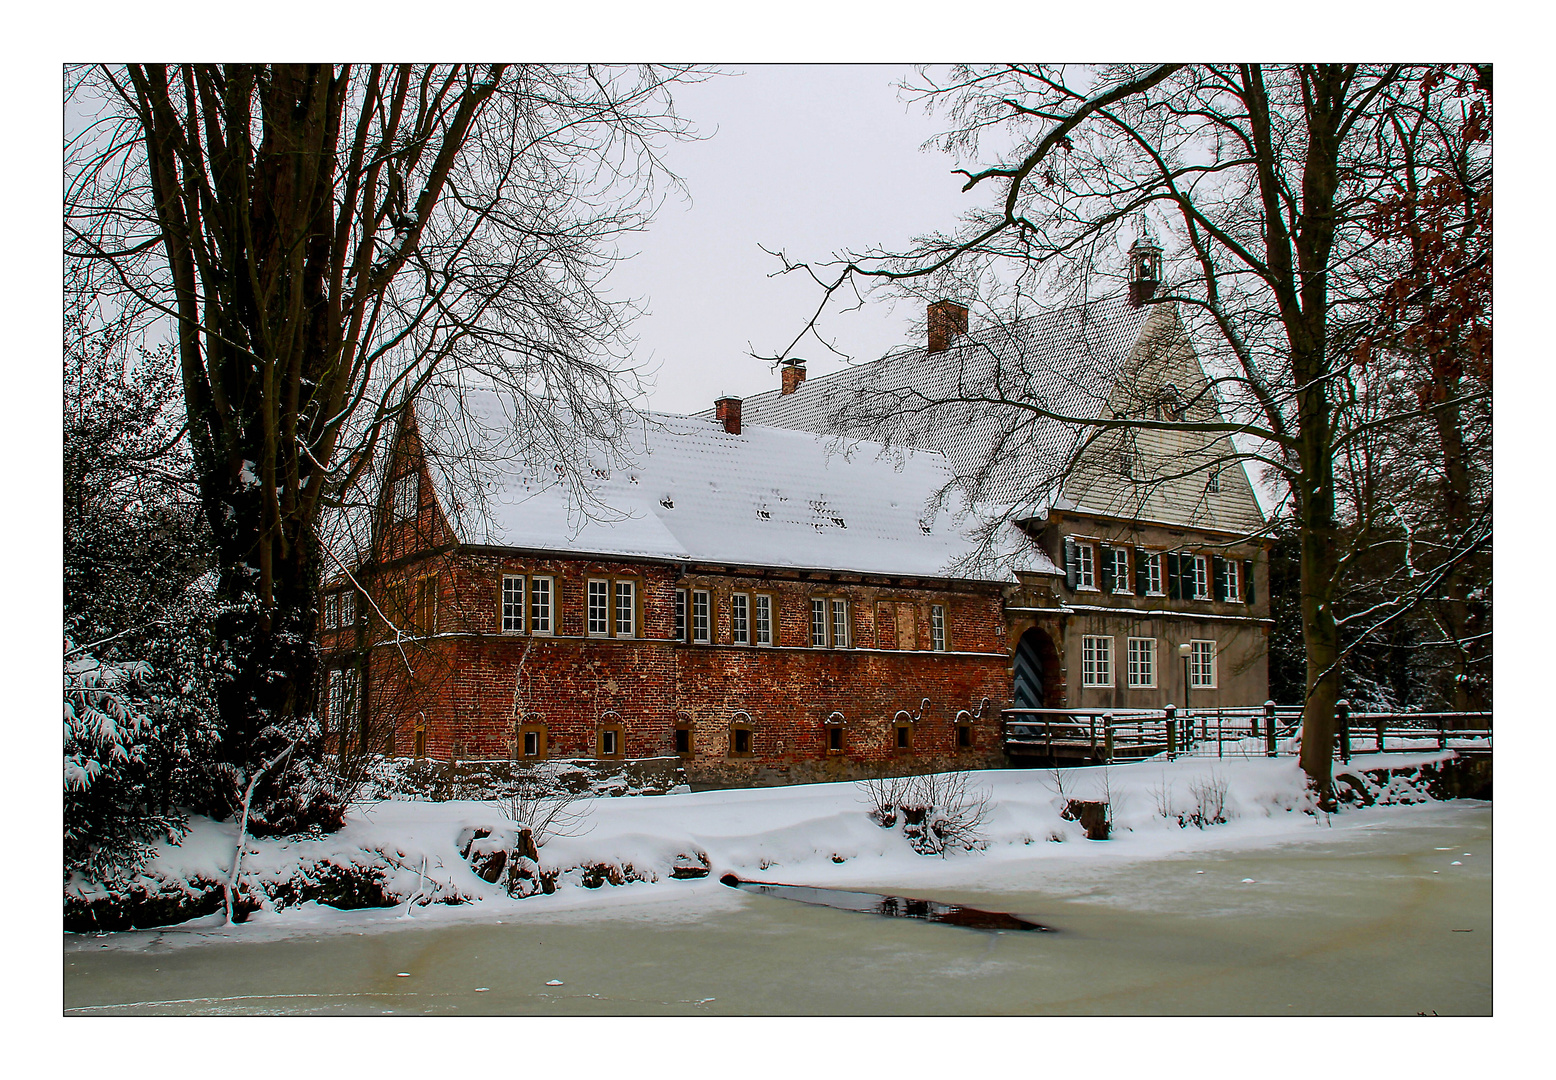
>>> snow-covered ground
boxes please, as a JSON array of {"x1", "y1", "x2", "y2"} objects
[{"x1": 73, "y1": 752, "x2": 1465, "y2": 948}]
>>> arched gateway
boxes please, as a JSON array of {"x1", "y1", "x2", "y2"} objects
[{"x1": 1013, "y1": 627, "x2": 1056, "y2": 709}]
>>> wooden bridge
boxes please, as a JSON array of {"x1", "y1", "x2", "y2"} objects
[{"x1": 1000, "y1": 703, "x2": 1492, "y2": 766}]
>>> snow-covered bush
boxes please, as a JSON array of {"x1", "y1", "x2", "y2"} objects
[
  {"x1": 858, "y1": 771, "x2": 993, "y2": 856},
  {"x1": 64, "y1": 640, "x2": 186, "y2": 882}
]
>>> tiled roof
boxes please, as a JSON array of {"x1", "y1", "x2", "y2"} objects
[
  {"x1": 413, "y1": 389, "x2": 1044, "y2": 582},
  {"x1": 733, "y1": 295, "x2": 1265, "y2": 534}
]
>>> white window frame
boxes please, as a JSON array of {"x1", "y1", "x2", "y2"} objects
[
  {"x1": 811, "y1": 598, "x2": 828, "y2": 647},
  {"x1": 930, "y1": 604, "x2": 946, "y2": 652},
  {"x1": 501, "y1": 574, "x2": 525, "y2": 633},
  {"x1": 327, "y1": 667, "x2": 358, "y2": 728},
  {"x1": 731, "y1": 592, "x2": 750, "y2": 645},
  {"x1": 529, "y1": 575, "x2": 554, "y2": 635},
  {"x1": 830, "y1": 599, "x2": 850, "y2": 649},
  {"x1": 1144, "y1": 552, "x2": 1164, "y2": 596},
  {"x1": 1111, "y1": 548, "x2": 1133, "y2": 594},
  {"x1": 1221, "y1": 559, "x2": 1242, "y2": 604},
  {"x1": 324, "y1": 593, "x2": 339, "y2": 629},
  {"x1": 1076, "y1": 542, "x2": 1097, "y2": 590},
  {"x1": 340, "y1": 590, "x2": 355, "y2": 628},
  {"x1": 391, "y1": 472, "x2": 417, "y2": 523},
  {"x1": 1127, "y1": 637, "x2": 1157, "y2": 688},
  {"x1": 522, "y1": 730, "x2": 540, "y2": 758},
  {"x1": 1190, "y1": 639, "x2": 1217, "y2": 687},
  {"x1": 754, "y1": 594, "x2": 773, "y2": 646},
  {"x1": 1192, "y1": 555, "x2": 1211, "y2": 600},
  {"x1": 692, "y1": 589, "x2": 711, "y2": 643},
  {"x1": 600, "y1": 729, "x2": 619, "y2": 757},
  {"x1": 615, "y1": 580, "x2": 636, "y2": 637},
  {"x1": 587, "y1": 579, "x2": 610, "y2": 636},
  {"x1": 675, "y1": 588, "x2": 687, "y2": 641},
  {"x1": 1081, "y1": 635, "x2": 1114, "y2": 688}
]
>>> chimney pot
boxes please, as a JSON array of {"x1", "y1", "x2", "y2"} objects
[
  {"x1": 715, "y1": 395, "x2": 743, "y2": 435},
  {"x1": 781, "y1": 359, "x2": 807, "y2": 396},
  {"x1": 927, "y1": 299, "x2": 969, "y2": 354}
]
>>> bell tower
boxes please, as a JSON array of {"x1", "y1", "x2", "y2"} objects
[{"x1": 1128, "y1": 234, "x2": 1162, "y2": 307}]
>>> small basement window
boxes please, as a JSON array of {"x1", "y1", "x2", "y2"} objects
[
  {"x1": 895, "y1": 723, "x2": 912, "y2": 751},
  {"x1": 598, "y1": 725, "x2": 625, "y2": 759},
  {"x1": 956, "y1": 722, "x2": 973, "y2": 749}
]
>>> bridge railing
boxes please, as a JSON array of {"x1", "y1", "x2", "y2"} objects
[{"x1": 1001, "y1": 702, "x2": 1490, "y2": 764}]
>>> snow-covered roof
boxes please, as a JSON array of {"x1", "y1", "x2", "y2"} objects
[
  {"x1": 414, "y1": 390, "x2": 1031, "y2": 582},
  {"x1": 734, "y1": 294, "x2": 1265, "y2": 534}
]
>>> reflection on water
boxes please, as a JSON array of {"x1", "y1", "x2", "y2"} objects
[
  {"x1": 64, "y1": 804, "x2": 1491, "y2": 1015},
  {"x1": 719, "y1": 874, "x2": 1051, "y2": 932}
]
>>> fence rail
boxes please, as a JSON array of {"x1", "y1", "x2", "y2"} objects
[{"x1": 1000, "y1": 702, "x2": 1491, "y2": 765}]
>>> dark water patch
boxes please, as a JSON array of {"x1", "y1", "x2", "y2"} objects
[{"x1": 719, "y1": 874, "x2": 1052, "y2": 932}]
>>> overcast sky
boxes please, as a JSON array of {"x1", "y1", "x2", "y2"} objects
[{"x1": 611, "y1": 65, "x2": 975, "y2": 415}]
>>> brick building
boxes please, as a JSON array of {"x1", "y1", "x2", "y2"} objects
[
  {"x1": 323, "y1": 250, "x2": 1271, "y2": 785},
  {"x1": 320, "y1": 392, "x2": 1021, "y2": 786}
]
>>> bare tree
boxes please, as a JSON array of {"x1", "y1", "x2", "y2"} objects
[
  {"x1": 767, "y1": 64, "x2": 1490, "y2": 802},
  {"x1": 65, "y1": 64, "x2": 700, "y2": 825}
]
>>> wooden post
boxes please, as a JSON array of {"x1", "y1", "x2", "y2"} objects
[
  {"x1": 1376, "y1": 717, "x2": 1386, "y2": 755},
  {"x1": 1337, "y1": 699, "x2": 1351, "y2": 763},
  {"x1": 1104, "y1": 720, "x2": 1114, "y2": 764},
  {"x1": 1264, "y1": 701, "x2": 1277, "y2": 758},
  {"x1": 1090, "y1": 713, "x2": 1098, "y2": 762},
  {"x1": 1167, "y1": 716, "x2": 1177, "y2": 760}
]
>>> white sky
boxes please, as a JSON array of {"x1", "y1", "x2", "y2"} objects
[{"x1": 614, "y1": 64, "x2": 973, "y2": 415}]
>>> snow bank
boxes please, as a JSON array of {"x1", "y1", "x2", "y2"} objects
[{"x1": 69, "y1": 754, "x2": 1468, "y2": 945}]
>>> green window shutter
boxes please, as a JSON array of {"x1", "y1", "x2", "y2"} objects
[
  {"x1": 1243, "y1": 559, "x2": 1255, "y2": 605},
  {"x1": 1212, "y1": 556, "x2": 1226, "y2": 601},
  {"x1": 1135, "y1": 549, "x2": 1149, "y2": 595},
  {"x1": 1099, "y1": 548, "x2": 1115, "y2": 593},
  {"x1": 1167, "y1": 552, "x2": 1181, "y2": 600},
  {"x1": 1063, "y1": 538, "x2": 1077, "y2": 591}
]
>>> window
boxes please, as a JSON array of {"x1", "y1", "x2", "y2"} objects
[
  {"x1": 831, "y1": 599, "x2": 850, "y2": 649},
  {"x1": 517, "y1": 721, "x2": 547, "y2": 760},
  {"x1": 674, "y1": 724, "x2": 692, "y2": 757},
  {"x1": 340, "y1": 590, "x2": 355, "y2": 628},
  {"x1": 1190, "y1": 640, "x2": 1217, "y2": 687},
  {"x1": 413, "y1": 717, "x2": 427, "y2": 759},
  {"x1": 811, "y1": 599, "x2": 828, "y2": 647},
  {"x1": 1081, "y1": 635, "x2": 1114, "y2": 687},
  {"x1": 413, "y1": 575, "x2": 438, "y2": 634},
  {"x1": 391, "y1": 472, "x2": 417, "y2": 523},
  {"x1": 956, "y1": 722, "x2": 973, "y2": 749},
  {"x1": 692, "y1": 590, "x2": 711, "y2": 643},
  {"x1": 530, "y1": 576, "x2": 553, "y2": 634},
  {"x1": 1207, "y1": 470, "x2": 1221, "y2": 493},
  {"x1": 501, "y1": 575, "x2": 525, "y2": 633},
  {"x1": 1110, "y1": 548, "x2": 1132, "y2": 594},
  {"x1": 1220, "y1": 559, "x2": 1242, "y2": 604},
  {"x1": 588, "y1": 579, "x2": 610, "y2": 635},
  {"x1": 675, "y1": 589, "x2": 687, "y2": 641},
  {"x1": 599, "y1": 728, "x2": 620, "y2": 757},
  {"x1": 324, "y1": 593, "x2": 339, "y2": 629},
  {"x1": 731, "y1": 593, "x2": 749, "y2": 645},
  {"x1": 326, "y1": 667, "x2": 358, "y2": 730},
  {"x1": 1192, "y1": 555, "x2": 1210, "y2": 600},
  {"x1": 731, "y1": 727, "x2": 752, "y2": 756},
  {"x1": 827, "y1": 724, "x2": 843, "y2": 753},
  {"x1": 615, "y1": 581, "x2": 636, "y2": 637},
  {"x1": 1076, "y1": 542, "x2": 1096, "y2": 589},
  {"x1": 1127, "y1": 637, "x2": 1157, "y2": 688},
  {"x1": 930, "y1": 605, "x2": 947, "y2": 651},
  {"x1": 754, "y1": 594, "x2": 773, "y2": 646},
  {"x1": 1144, "y1": 552, "x2": 1164, "y2": 596},
  {"x1": 895, "y1": 723, "x2": 912, "y2": 751}
]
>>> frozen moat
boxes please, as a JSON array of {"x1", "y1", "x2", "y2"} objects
[{"x1": 64, "y1": 802, "x2": 1489, "y2": 1015}]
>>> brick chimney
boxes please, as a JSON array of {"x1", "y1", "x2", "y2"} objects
[
  {"x1": 715, "y1": 395, "x2": 742, "y2": 435},
  {"x1": 927, "y1": 299, "x2": 968, "y2": 354},
  {"x1": 781, "y1": 359, "x2": 807, "y2": 396}
]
